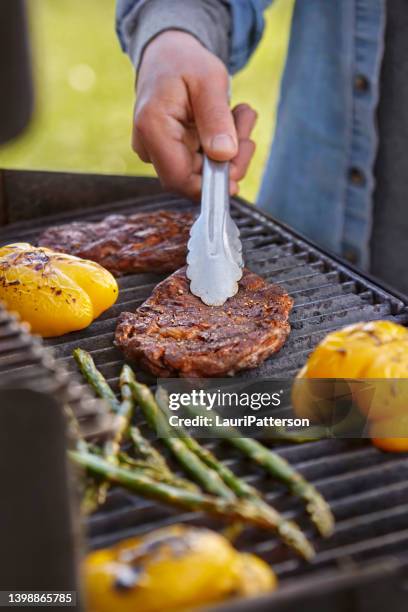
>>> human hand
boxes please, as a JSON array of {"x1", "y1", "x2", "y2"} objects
[{"x1": 133, "y1": 31, "x2": 257, "y2": 199}]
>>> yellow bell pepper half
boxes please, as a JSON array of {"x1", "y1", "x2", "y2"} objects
[
  {"x1": 84, "y1": 524, "x2": 276, "y2": 612},
  {"x1": 0, "y1": 243, "x2": 118, "y2": 337},
  {"x1": 292, "y1": 321, "x2": 408, "y2": 452},
  {"x1": 298, "y1": 321, "x2": 408, "y2": 379}
]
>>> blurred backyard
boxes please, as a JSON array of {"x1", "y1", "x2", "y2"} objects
[{"x1": 0, "y1": 0, "x2": 293, "y2": 202}]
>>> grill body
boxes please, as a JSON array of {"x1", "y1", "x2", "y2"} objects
[{"x1": 0, "y1": 169, "x2": 408, "y2": 612}]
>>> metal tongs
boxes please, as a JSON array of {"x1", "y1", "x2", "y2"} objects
[{"x1": 186, "y1": 155, "x2": 244, "y2": 306}]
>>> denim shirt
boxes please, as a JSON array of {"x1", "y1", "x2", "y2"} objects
[{"x1": 116, "y1": 0, "x2": 386, "y2": 269}]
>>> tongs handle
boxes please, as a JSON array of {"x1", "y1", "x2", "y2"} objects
[
  {"x1": 201, "y1": 156, "x2": 229, "y2": 255},
  {"x1": 186, "y1": 156, "x2": 243, "y2": 306}
]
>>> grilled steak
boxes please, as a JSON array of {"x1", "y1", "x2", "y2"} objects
[
  {"x1": 38, "y1": 210, "x2": 194, "y2": 276},
  {"x1": 115, "y1": 267, "x2": 293, "y2": 377}
]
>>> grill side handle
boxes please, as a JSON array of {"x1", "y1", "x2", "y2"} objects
[{"x1": 0, "y1": 388, "x2": 82, "y2": 610}]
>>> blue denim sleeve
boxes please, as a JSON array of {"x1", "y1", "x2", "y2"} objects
[
  {"x1": 223, "y1": 1, "x2": 272, "y2": 73},
  {"x1": 116, "y1": 0, "x2": 272, "y2": 73}
]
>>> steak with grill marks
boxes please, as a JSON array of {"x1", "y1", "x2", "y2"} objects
[
  {"x1": 115, "y1": 267, "x2": 293, "y2": 377},
  {"x1": 38, "y1": 210, "x2": 194, "y2": 276}
]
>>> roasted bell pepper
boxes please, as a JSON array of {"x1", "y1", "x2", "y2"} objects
[
  {"x1": 84, "y1": 524, "x2": 276, "y2": 612},
  {"x1": 369, "y1": 414, "x2": 408, "y2": 452},
  {"x1": 0, "y1": 243, "x2": 118, "y2": 337},
  {"x1": 297, "y1": 321, "x2": 408, "y2": 379},
  {"x1": 292, "y1": 321, "x2": 408, "y2": 452}
]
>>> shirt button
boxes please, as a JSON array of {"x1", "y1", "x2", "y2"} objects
[
  {"x1": 349, "y1": 167, "x2": 366, "y2": 186},
  {"x1": 354, "y1": 74, "x2": 370, "y2": 92}
]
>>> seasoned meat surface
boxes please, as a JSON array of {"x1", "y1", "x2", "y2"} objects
[
  {"x1": 115, "y1": 267, "x2": 293, "y2": 377},
  {"x1": 38, "y1": 210, "x2": 194, "y2": 276}
]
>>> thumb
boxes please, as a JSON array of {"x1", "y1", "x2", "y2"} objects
[{"x1": 189, "y1": 72, "x2": 238, "y2": 161}]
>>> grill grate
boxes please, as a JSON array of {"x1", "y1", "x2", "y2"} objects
[
  {"x1": 1, "y1": 191, "x2": 408, "y2": 602},
  {"x1": 0, "y1": 304, "x2": 112, "y2": 440}
]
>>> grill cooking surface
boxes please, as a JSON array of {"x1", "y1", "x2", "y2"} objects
[
  {"x1": 2, "y1": 193, "x2": 408, "y2": 591},
  {"x1": 0, "y1": 304, "x2": 110, "y2": 440}
]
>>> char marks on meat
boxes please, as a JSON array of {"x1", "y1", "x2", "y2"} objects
[
  {"x1": 38, "y1": 210, "x2": 194, "y2": 276},
  {"x1": 115, "y1": 267, "x2": 293, "y2": 377}
]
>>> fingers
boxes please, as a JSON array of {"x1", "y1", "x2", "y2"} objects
[
  {"x1": 230, "y1": 103, "x2": 257, "y2": 184},
  {"x1": 233, "y1": 103, "x2": 258, "y2": 140},
  {"x1": 134, "y1": 105, "x2": 203, "y2": 199},
  {"x1": 230, "y1": 140, "x2": 256, "y2": 182},
  {"x1": 132, "y1": 108, "x2": 151, "y2": 163},
  {"x1": 189, "y1": 69, "x2": 238, "y2": 162},
  {"x1": 230, "y1": 180, "x2": 239, "y2": 196},
  {"x1": 150, "y1": 135, "x2": 201, "y2": 199},
  {"x1": 132, "y1": 101, "x2": 257, "y2": 199}
]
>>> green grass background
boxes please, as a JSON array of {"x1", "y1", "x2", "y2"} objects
[{"x1": 0, "y1": 0, "x2": 293, "y2": 202}]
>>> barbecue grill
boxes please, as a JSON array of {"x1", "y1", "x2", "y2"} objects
[{"x1": 1, "y1": 168, "x2": 408, "y2": 612}]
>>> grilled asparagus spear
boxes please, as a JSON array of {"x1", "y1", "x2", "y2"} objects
[
  {"x1": 185, "y1": 404, "x2": 334, "y2": 537},
  {"x1": 95, "y1": 365, "x2": 137, "y2": 506},
  {"x1": 70, "y1": 449, "x2": 312, "y2": 558},
  {"x1": 71, "y1": 354, "x2": 319, "y2": 557},
  {"x1": 228, "y1": 437, "x2": 333, "y2": 536},
  {"x1": 128, "y1": 426, "x2": 169, "y2": 469},
  {"x1": 120, "y1": 365, "x2": 176, "y2": 472},
  {"x1": 121, "y1": 366, "x2": 200, "y2": 493},
  {"x1": 128, "y1": 375, "x2": 235, "y2": 500},
  {"x1": 118, "y1": 452, "x2": 199, "y2": 491},
  {"x1": 63, "y1": 404, "x2": 99, "y2": 513},
  {"x1": 74, "y1": 357, "x2": 197, "y2": 496},
  {"x1": 156, "y1": 388, "x2": 314, "y2": 559},
  {"x1": 128, "y1": 374, "x2": 314, "y2": 559},
  {"x1": 73, "y1": 351, "x2": 134, "y2": 509},
  {"x1": 73, "y1": 348, "x2": 121, "y2": 411}
]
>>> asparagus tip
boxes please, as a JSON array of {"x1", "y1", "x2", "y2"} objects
[
  {"x1": 308, "y1": 497, "x2": 335, "y2": 538},
  {"x1": 278, "y1": 519, "x2": 315, "y2": 561}
]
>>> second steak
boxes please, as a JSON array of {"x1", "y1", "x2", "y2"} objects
[
  {"x1": 115, "y1": 267, "x2": 293, "y2": 377},
  {"x1": 38, "y1": 210, "x2": 194, "y2": 276}
]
